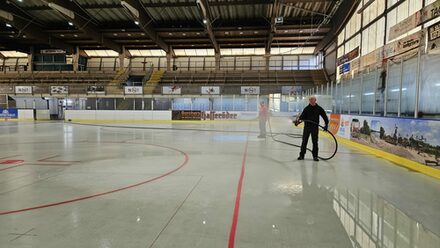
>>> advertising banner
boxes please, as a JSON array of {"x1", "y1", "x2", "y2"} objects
[
  {"x1": 334, "y1": 114, "x2": 440, "y2": 166},
  {"x1": 0, "y1": 108, "x2": 18, "y2": 118},
  {"x1": 15, "y1": 86, "x2": 32, "y2": 94},
  {"x1": 40, "y1": 49, "x2": 66, "y2": 54},
  {"x1": 201, "y1": 86, "x2": 220, "y2": 95},
  {"x1": 339, "y1": 63, "x2": 350, "y2": 75},
  {"x1": 281, "y1": 86, "x2": 302, "y2": 94},
  {"x1": 201, "y1": 111, "x2": 258, "y2": 121},
  {"x1": 163, "y1": 86, "x2": 182, "y2": 95},
  {"x1": 51, "y1": 86, "x2": 68, "y2": 94},
  {"x1": 124, "y1": 86, "x2": 143, "y2": 95},
  {"x1": 421, "y1": 0, "x2": 440, "y2": 24},
  {"x1": 361, "y1": 48, "x2": 383, "y2": 69},
  {"x1": 428, "y1": 20, "x2": 440, "y2": 54},
  {"x1": 337, "y1": 47, "x2": 359, "y2": 66},
  {"x1": 241, "y1": 86, "x2": 260, "y2": 95},
  {"x1": 384, "y1": 31, "x2": 423, "y2": 59},
  {"x1": 389, "y1": 12, "x2": 422, "y2": 40},
  {"x1": 87, "y1": 85, "x2": 105, "y2": 94},
  {"x1": 202, "y1": 111, "x2": 238, "y2": 120},
  {"x1": 172, "y1": 110, "x2": 201, "y2": 120}
]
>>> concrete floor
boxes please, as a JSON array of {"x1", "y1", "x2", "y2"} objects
[{"x1": 0, "y1": 120, "x2": 439, "y2": 248}]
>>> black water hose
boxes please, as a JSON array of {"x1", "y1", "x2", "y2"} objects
[{"x1": 268, "y1": 119, "x2": 338, "y2": 161}]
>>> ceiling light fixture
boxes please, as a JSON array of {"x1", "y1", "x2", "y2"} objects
[
  {"x1": 6, "y1": 23, "x2": 12, "y2": 28},
  {"x1": 68, "y1": 22, "x2": 74, "y2": 26},
  {"x1": 134, "y1": 20, "x2": 139, "y2": 25}
]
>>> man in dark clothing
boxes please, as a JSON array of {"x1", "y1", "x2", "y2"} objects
[{"x1": 295, "y1": 96, "x2": 329, "y2": 161}]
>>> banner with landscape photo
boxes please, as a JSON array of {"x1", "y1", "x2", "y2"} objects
[{"x1": 330, "y1": 114, "x2": 440, "y2": 167}]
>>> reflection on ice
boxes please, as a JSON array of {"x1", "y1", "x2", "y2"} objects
[{"x1": 333, "y1": 188, "x2": 440, "y2": 248}]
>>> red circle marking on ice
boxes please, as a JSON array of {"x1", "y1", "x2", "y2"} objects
[
  {"x1": 0, "y1": 142, "x2": 189, "y2": 216},
  {"x1": 0, "y1": 160, "x2": 24, "y2": 165}
]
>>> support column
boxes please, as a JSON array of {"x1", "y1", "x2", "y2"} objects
[
  {"x1": 28, "y1": 46, "x2": 34, "y2": 72},
  {"x1": 414, "y1": 50, "x2": 422, "y2": 118},
  {"x1": 119, "y1": 46, "x2": 127, "y2": 70},
  {"x1": 73, "y1": 46, "x2": 80, "y2": 72},
  {"x1": 215, "y1": 52, "x2": 220, "y2": 71},
  {"x1": 166, "y1": 52, "x2": 172, "y2": 71},
  {"x1": 265, "y1": 54, "x2": 270, "y2": 71},
  {"x1": 398, "y1": 59, "x2": 404, "y2": 117},
  {"x1": 384, "y1": 62, "x2": 390, "y2": 117}
]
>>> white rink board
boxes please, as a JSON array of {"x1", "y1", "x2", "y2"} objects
[{"x1": 65, "y1": 110, "x2": 172, "y2": 121}]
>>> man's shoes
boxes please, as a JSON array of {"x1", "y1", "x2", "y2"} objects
[
  {"x1": 297, "y1": 156, "x2": 304, "y2": 160},
  {"x1": 313, "y1": 157, "x2": 319, "y2": 162}
]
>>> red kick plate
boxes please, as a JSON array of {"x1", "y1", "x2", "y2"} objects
[{"x1": 0, "y1": 160, "x2": 24, "y2": 165}]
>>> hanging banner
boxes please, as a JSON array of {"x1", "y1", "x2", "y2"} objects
[
  {"x1": 50, "y1": 86, "x2": 69, "y2": 94},
  {"x1": 336, "y1": 47, "x2": 359, "y2": 66},
  {"x1": 124, "y1": 86, "x2": 143, "y2": 95},
  {"x1": 389, "y1": 12, "x2": 423, "y2": 40},
  {"x1": 428, "y1": 20, "x2": 440, "y2": 54},
  {"x1": 40, "y1": 49, "x2": 66, "y2": 54},
  {"x1": 15, "y1": 86, "x2": 32, "y2": 94},
  {"x1": 87, "y1": 85, "x2": 105, "y2": 94},
  {"x1": 351, "y1": 58, "x2": 360, "y2": 72},
  {"x1": 384, "y1": 31, "x2": 423, "y2": 59},
  {"x1": 339, "y1": 63, "x2": 350, "y2": 75},
  {"x1": 281, "y1": 86, "x2": 302, "y2": 94},
  {"x1": 201, "y1": 86, "x2": 220, "y2": 95},
  {"x1": 163, "y1": 86, "x2": 182, "y2": 95},
  {"x1": 421, "y1": 0, "x2": 440, "y2": 24},
  {"x1": 428, "y1": 21, "x2": 440, "y2": 41},
  {"x1": 241, "y1": 86, "x2": 260, "y2": 95},
  {"x1": 361, "y1": 48, "x2": 383, "y2": 69}
]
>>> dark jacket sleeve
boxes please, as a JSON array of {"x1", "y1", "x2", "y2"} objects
[
  {"x1": 320, "y1": 107, "x2": 329, "y2": 126},
  {"x1": 299, "y1": 106, "x2": 307, "y2": 120}
]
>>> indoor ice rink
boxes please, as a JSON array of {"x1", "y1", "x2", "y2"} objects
[{"x1": 1, "y1": 0, "x2": 440, "y2": 248}]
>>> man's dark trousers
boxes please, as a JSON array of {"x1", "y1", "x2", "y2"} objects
[{"x1": 300, "y1": 125, "x2": 319, "y2": 158}]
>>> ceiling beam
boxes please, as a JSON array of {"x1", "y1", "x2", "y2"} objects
[
  {"x1": 282, "y1": 0, "x2": 337, "y2": 3},
  {"x1": 0, "y1": 1, "x2": 74, "y2": 53},
  {"x1": 22, "y1": 1, "x2": 276, "y2": 11},
  {"x1": 121, "y1": 0, "x2": 170, "y2": 53},
  {"x1": 314, "y1": 0, "x2": 361, "y2": 53},
  {"x1": 44, "y1": 0, "x2": 122, "y2": 53},
  {"x1": 197, "y1": 0, "x2": 219, "y2": 53}
]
